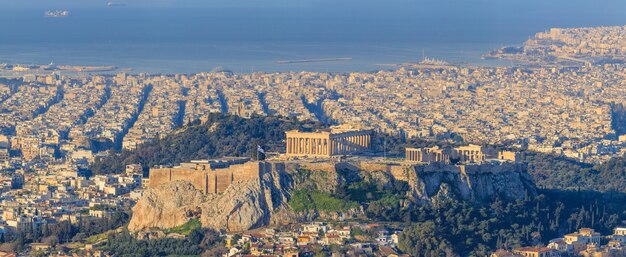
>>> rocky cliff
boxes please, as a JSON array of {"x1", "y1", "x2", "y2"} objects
[
  {"x1": 129, "y1": 162, "x2": 293, "y2": 232},
  {"x1": 404, "y1": 162, "x2": 536, "y2": 205},
  {"x1": 128, "y1": 161, "x2": 537, "y2": 232}
]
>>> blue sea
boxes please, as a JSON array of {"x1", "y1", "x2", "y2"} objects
[{"x1": 0, "y1": 0, "x2": 625, "y2": 74}]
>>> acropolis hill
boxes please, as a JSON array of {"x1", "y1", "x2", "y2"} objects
[
  {"x1": 141, "y1": 126, "x2": 531, "y2": 230},
  {"x1": 133, "y1": 133, "x2": 534, "y2": 232},
  {"x1": 147, "y1": 126, "x2": 524, "y2": 194}
]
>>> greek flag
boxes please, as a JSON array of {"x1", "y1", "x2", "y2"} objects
[{"x1": 257, "y1": 145, "x2": 265, "y2": 154}]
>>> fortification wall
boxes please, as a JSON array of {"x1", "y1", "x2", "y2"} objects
[
  {"x1": 358, "y1": 162, "x2": 393, "y2": 173},
  {"x1": 300, "y1": 162, "x2": 337, "y2": 173},
  {"x1": 149, "y1": 161, "x2": 263, "y2": 194},
  {"x1": 389, "y1": 165, "x2": 410, "y2": 181},
  {"x1": 148, "y1": 168, "x2": 172, "y2": 189},
  {"x1": 170, "y1": 168, "x2": 208, "y2": 193},
  {"x1": 458, "y1": 162, "x2": 526, "y2": 175},
  {"x1": 149, "y1": 159, "x2": 526, "y2": 195}
]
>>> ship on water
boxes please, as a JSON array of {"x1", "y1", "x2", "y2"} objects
[
  {"x1": 107, "y1": 2, "x2": 126, "y2": 7},
  {"x1": 44, "y1": 10, "x2": 69, "y2": 18}
]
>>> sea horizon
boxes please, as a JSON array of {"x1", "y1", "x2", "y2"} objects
[{"x1": 1, "y1": 1, "x2": 626, "y2": 74}]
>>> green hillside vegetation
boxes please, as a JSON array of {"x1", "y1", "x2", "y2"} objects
[
  {"x1": 290, "y1": 165, "x2": 626, "y2": 256},
  {"x1": 289, "y1": 189, "x2": 360, "y2": 212},
  {"x1": 103, "y1": 228, "x2": 223, "y2": 257},
  {"x1": 526, "y1": 151, "x2": 626, "y2": 193},
  {"x1": 397, "y1": 190, "x2": 626, "y2": 256},
  {"x1": 164, "y1": 219, "x2": 202, "y2": 236}
]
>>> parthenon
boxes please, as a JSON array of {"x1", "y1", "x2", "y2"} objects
[{"x1": 285, "y1": 125, "x2": 372, "y2": 157}]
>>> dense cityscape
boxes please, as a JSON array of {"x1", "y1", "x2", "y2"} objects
[{"x1": 0, "y1": 11, "x2": 626, "y2": 257}]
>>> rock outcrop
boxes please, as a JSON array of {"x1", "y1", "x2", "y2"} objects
[
  {"x1": 128, "y1": 182, "x2": 205, "y2": 231},
  {"x1": 405, "y1": 162, "x2": 536, "y2": 205},
  {"x1": 129, "y1": 162, "x2": 292, "y2": 232},
  {"x1": 129, "y1": 160, "x2": 537, "y2": 233}
]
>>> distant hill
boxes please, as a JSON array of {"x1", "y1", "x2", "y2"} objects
[{"x1": 89, "y1": 113, "x2": 327, "y2": 175}]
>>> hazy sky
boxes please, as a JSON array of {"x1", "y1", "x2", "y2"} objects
[
  {"x1": 4, "y1": 0, "x2": 624, "y2": 9},
  {"x1": 1, "y1": 0, "x2": 317, "y2": 8}
]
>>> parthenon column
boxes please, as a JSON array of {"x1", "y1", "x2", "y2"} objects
[
  {"x1": 350, "y1": 135, "x2": 355, "y2": 151},
  {"x1": 314, "y1": 138, "x2": 319, "y2": 155},
  {"x1": 325, "y1": 138, "x2": 329, "y2": 155},
  {"x1": 294, "y1": 138, "x2": 298, "y2": 154},
  {"x1": 337, "y1": 141, "x2": 342, "y2": 154},
  {"x1": 316, "y1": 138, "x2": 319, "y2": 155},
  {"x1": 348, "y1": 136, "x2": 353, "y2": 151}
]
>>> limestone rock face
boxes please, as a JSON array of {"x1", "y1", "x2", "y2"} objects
[
  {"x1": 128, "y1": 161, "x2": 537, "y2": 233},
  {"x1": 406, "y1": 162, "x2": 536, "y2": 205},
  {"x1": 128, "y1": 182, "x2": 206, "y2": 232},
  {"x1": 129, "y1": 164, "x2": 291, "y2": 232},
  {"x1": 200, "y1": 169, "x2": 290, "y2": 231}
]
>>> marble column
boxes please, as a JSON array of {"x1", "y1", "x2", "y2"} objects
[
  {"x1": 296, "y1": 138, "x2": 302, "y2": 154},
  {"x1": 306, "y1": 138, "x2": 311, "y2": 154},
  {"x1": 324, "y1": 139, "x2": 329, "y2": 155}
]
